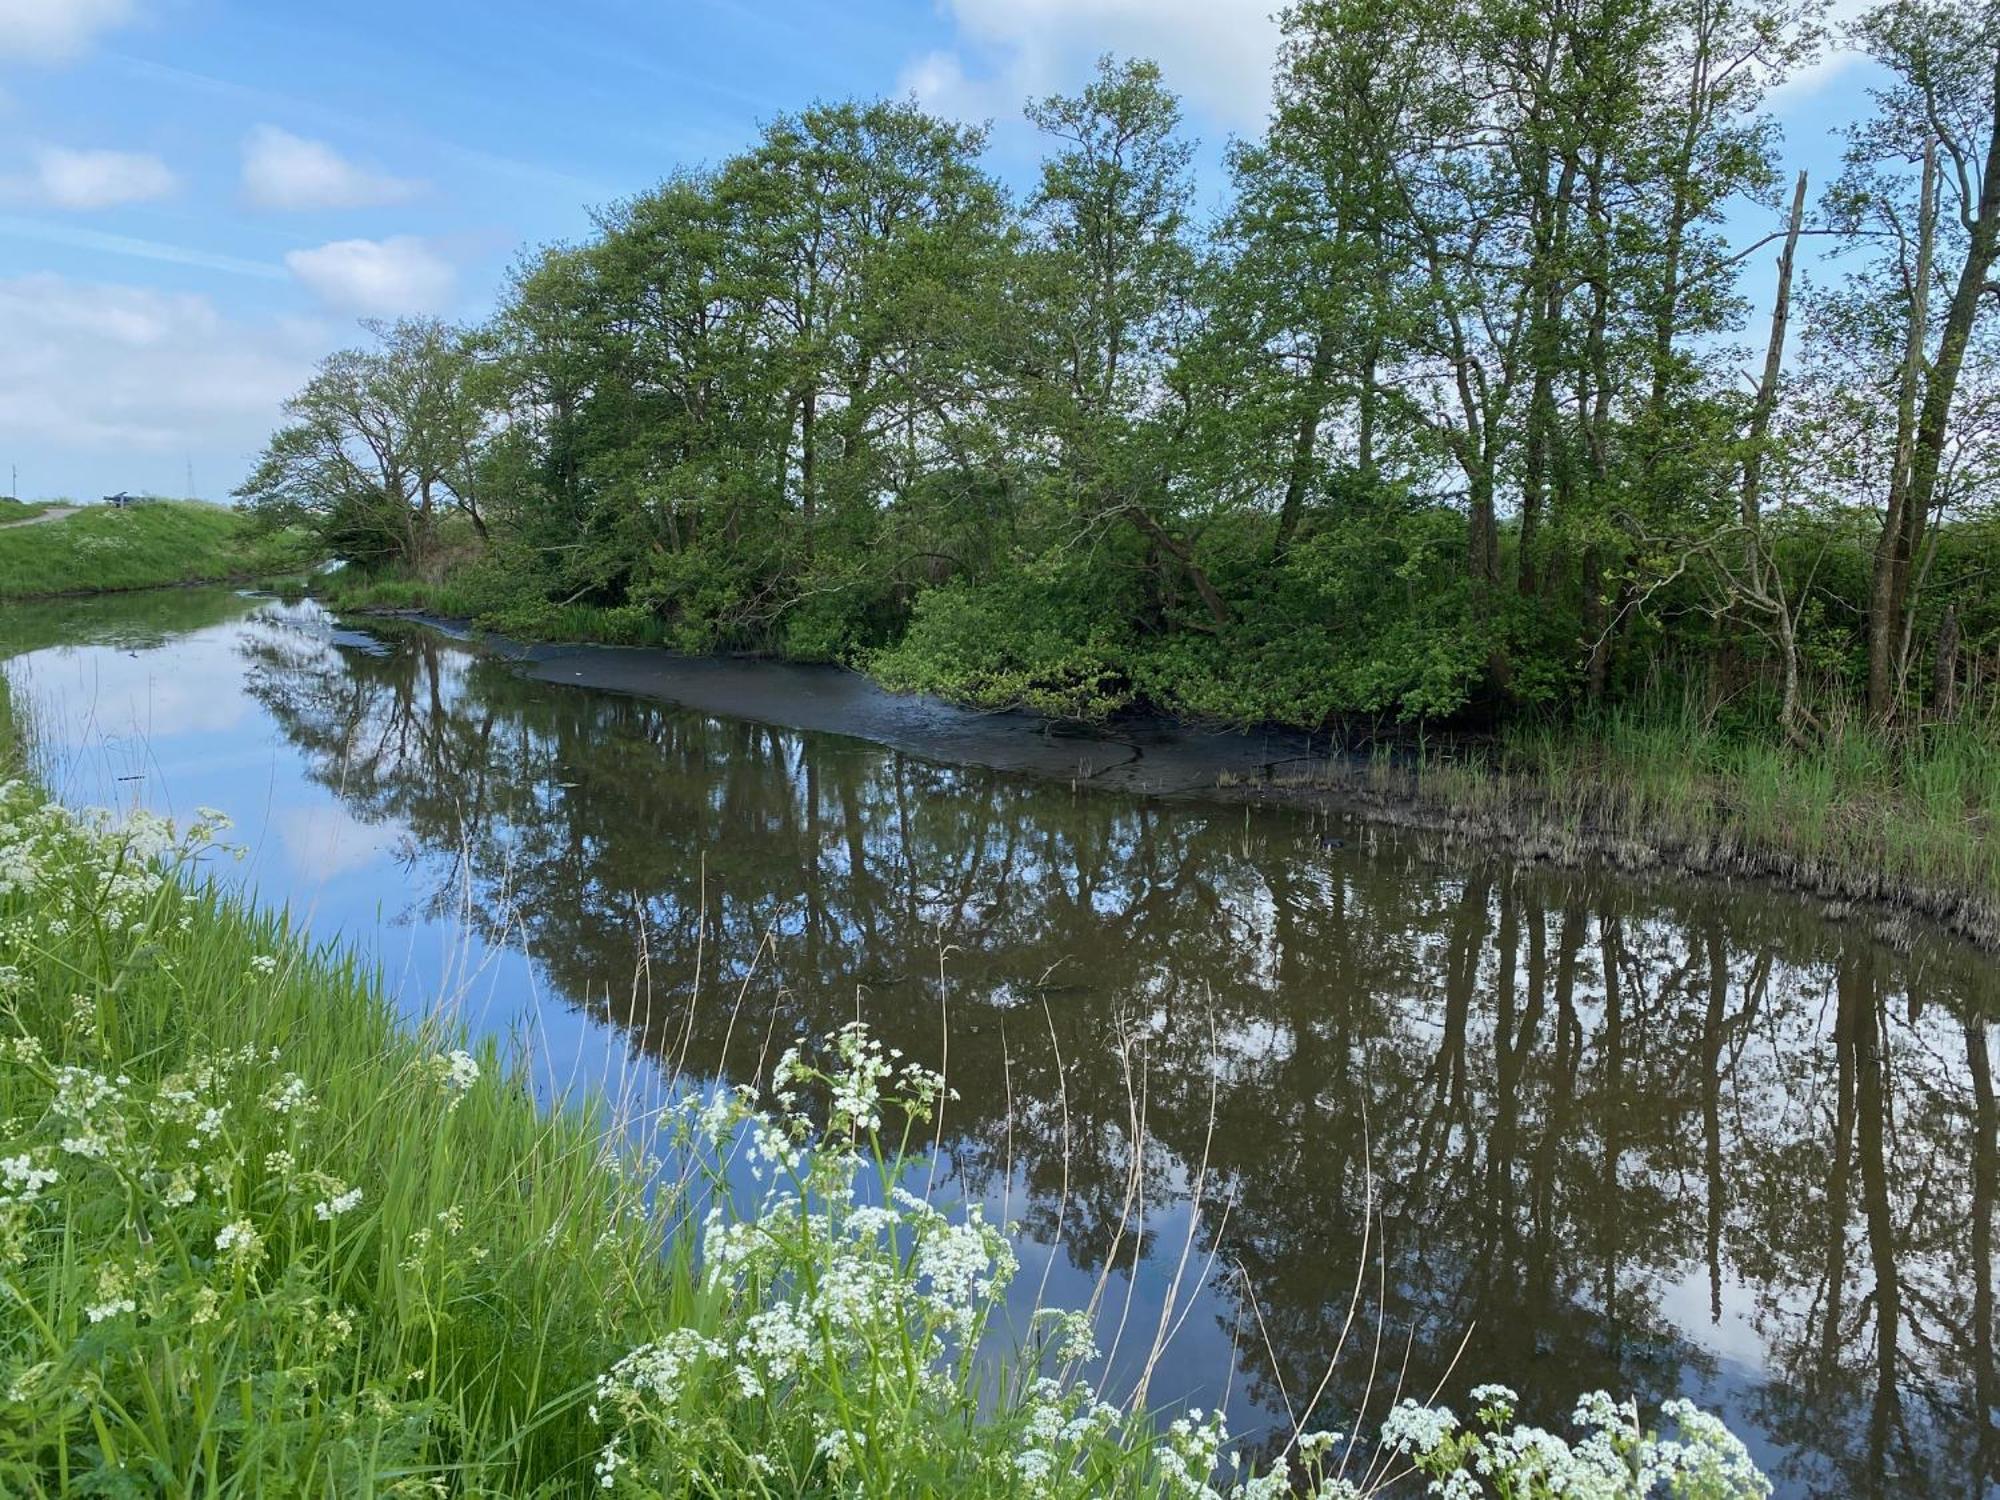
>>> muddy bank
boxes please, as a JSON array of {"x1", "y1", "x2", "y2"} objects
[
  {"x1": 375, "y1": 611, "x2": 1363, "y2": 795},
  {"x1": 356, "y1": 609, "x2": 2000, "y2": 958}
]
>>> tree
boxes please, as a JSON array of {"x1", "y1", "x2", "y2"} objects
[
  {"x1": 237, "y1": 319, "x2": 491, "y2": 567},
  {"x1": 1845, "y1": 0, "x2": 2000, "y2": 720},
  {"x1": 1013, "y1": 57, "x2": 1229, "y2": 627}
]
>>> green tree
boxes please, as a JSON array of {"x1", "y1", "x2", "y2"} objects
[{"x1": 237, "y1": 319, "x2": 490, "y2": 566}]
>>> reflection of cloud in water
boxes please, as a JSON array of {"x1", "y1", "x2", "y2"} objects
[
  {"x1": 19, "y1": 633, "x2": 252, "y2": 747},
  {"x1": 275, "y1": 804, "x2": 392, "y2": 882}
]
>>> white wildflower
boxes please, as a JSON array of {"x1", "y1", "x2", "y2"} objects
[
  {"x1": 0, "y1": 1154, "x2": 56, "y2": 1202},
  {"x1": 314, "y1": 1186, "x2": 363, "y2": 1221},
  {"x1": 214, "y1": 1219, "x2": 262, "y2": 1262}
]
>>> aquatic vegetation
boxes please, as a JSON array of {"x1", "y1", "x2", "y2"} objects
[{"x1": 0, "y1": 778, "x2": 1769, "y2": 1495}]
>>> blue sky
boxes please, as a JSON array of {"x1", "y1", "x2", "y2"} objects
[{"x1": 0, "y1": 0, "x2": 1872, "y2": 503}]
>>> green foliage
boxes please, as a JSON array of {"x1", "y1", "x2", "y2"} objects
[
  {"x1": 236, "y1": 320, "x2": 491, "y2": 569},
  {"x1": 872, "y1": 564, "x2": 1140, "y2": 721},
  {"x1": 240, "y1": 0, "x2": 1999, "y2": 746}
]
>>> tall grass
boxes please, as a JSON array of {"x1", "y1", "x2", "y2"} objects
[
  {"x1": 1403, "y1": 689, "x2": 2000, "y2": 938},
  {"x1": 0, "y1": 502, "x2": 315, "y2": 601}
]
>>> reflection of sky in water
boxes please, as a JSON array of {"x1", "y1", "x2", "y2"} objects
[
  {"x1": 12, "y1": 603, "x2": 592, "y2": 1100},
  {"x1": 7, "y1": 599, "x2": 1206, "y2": 1436},
  {"x1": 6, "y1": 590, "x2": 1998, "y2": 1497}
]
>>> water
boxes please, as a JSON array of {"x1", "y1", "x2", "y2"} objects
[{"x1": 4, "y1": 587, "x2": 1996, "y2": 1498}]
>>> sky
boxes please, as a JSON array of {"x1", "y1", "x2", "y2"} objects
[{"x1": 0, "y1": 0, "x2": 1878, "y2": 504}]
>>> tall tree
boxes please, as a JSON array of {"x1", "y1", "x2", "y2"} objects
[
  {"x1": 1849, "y1": 0, "x2": 2000, "y2": 719},
  {"x1": 1015, "y1": 57, "x2": 1228, "y2": 626}
]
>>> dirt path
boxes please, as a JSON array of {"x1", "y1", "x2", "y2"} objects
[{"x1": 0, "y1": 505, "x2": 78, "y2": 530}]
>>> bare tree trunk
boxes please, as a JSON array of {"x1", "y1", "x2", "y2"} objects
[
  {"x1": 1741, "y1": 172, "x2": 1808, "y2": 531},
  {"x1": 1744, "y1": 172, "x2": 1810, "y2": 738}
]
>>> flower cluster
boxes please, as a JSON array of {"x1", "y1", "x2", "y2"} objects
[
  {"x1": 1383, "y1": 1385, "x2": 1773, "y2": 1499},
  {"x1": 427, "y1": 1047, "x2": 481, "y2": 1109},
  {"x1": 581, "y1": 1023, "x2": 1772, "y2": 1499}
]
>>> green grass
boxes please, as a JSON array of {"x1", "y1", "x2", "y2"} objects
[
  {"x1": 1401, "y1": 692, "x2": 2000, "y2": 939},
  {"x1": 0, "y1": 499, "x2": 53, "y2": 525},
  {"x1": 0, "y1": 502, "x2": 317, "y2": 601},
  {"x1": 0, "y1": 782, "x2": 1280, "y2": 1496}
]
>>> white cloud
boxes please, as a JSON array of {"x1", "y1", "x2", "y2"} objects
[
  {"x1": 0, "y1": 0, "x2": 136, "y2": 63},
  {"x1": 285, "y1": 236, "x2": 454, "y2": 316},
  {"x1": 899, "y1": 0, "x2": 1281, "y2": 136},
  {"x1": 0, "y1": 272, "x2": 321, "y2": 453},
  {"x1": 1767, "y1": 0, "x2": 1876, "y2": 102},
  {"x1": 241, "y1": 125, "x2": 424, "y2": 211},
  {"x1": 31, "y1": 146, "x2": 176, "y2": 209}
]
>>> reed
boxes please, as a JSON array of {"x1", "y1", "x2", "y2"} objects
[{"x1": 1397, "y1": 690, "x2": 2000, "y2": 943}]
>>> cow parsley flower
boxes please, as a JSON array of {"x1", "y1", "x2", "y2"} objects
[
  {"x1": 215, "y1": 1219, "x2": 262, "y2": 1262},
  {"x1": 0, "y1": 1153, "x2": 56, "y2": 1202},
  {"x1": 314, "y1": 1185, "x2": 363, "y2": 1220}
]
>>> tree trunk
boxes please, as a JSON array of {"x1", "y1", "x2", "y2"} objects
[
  {"x1": 1934, "y1": 601, "x2": 1961, "y2": 720},
  {"x1": 799, "y1": 385, "x2": 818, "y2": 559},
  {"x1": 1736, "y1": 172, "x2": 1810, "y2": 727},
  {"x1": 1357, "y1": 333, "x2": 1379, "y2": 480},
  {"x1": 1741, "y1": 172, "x2": 1809, "y2": 532},
  {"x1": 1885, "y1": 86, "x2": 2000, "y2": 714},
  {"x1": 1467, "y1": 465, "x2": 1499, "y2": 590},
  {"x1": 1122, "y1": 504, "x2": 1230, "y2": 629},
  {"x1": 1870, "y1": 141, "x2": 1938, "y2": 720},
  {"x1": 1273, "y1": 332, "x2": 1335, "y2": 556}
]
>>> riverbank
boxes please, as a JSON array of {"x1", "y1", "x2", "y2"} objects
[
  {"x1": 0, "y1": 689, "x2": 1184, "y2": 1495},
  {"x1": 0, "y1": 501, "x2": 310, "y2": 601},
  {"x1": 330, "y1": 595, "x2": 2000, "y2": 956},
  {"x1": 1246, "y1": 708, "x2": 2000, "y2": 955}
]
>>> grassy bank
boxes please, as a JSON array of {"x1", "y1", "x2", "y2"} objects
[
  {"x1": 0, "y1": 681, "x2": 1768, "y2": 1494},
  {"x1": 1315, "y1": 699, "x2": 2000, "y2": 947},
  {"x1": 0, "y1": 500, "x2": 53, "y2": 525},
  {"x1": 0, "y1": 502, "x2": 312, "y2": 601}
]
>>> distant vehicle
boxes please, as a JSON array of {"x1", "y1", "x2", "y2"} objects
[{"x1": 103, "y1": 491, "x2": 140, "y2": 507}]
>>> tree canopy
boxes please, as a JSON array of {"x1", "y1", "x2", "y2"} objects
[{"x1": 245, "y1": 0, "x2": 2000, "y2": 733}]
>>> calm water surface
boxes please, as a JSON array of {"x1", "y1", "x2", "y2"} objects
[{"x1": 4, "y1": 588, "x2": 1997, "y2": 1498}]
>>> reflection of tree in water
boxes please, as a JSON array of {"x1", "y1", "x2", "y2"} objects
[{"x1": 239, "y1": 610, "x2": 1999, "y2": 1494}]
